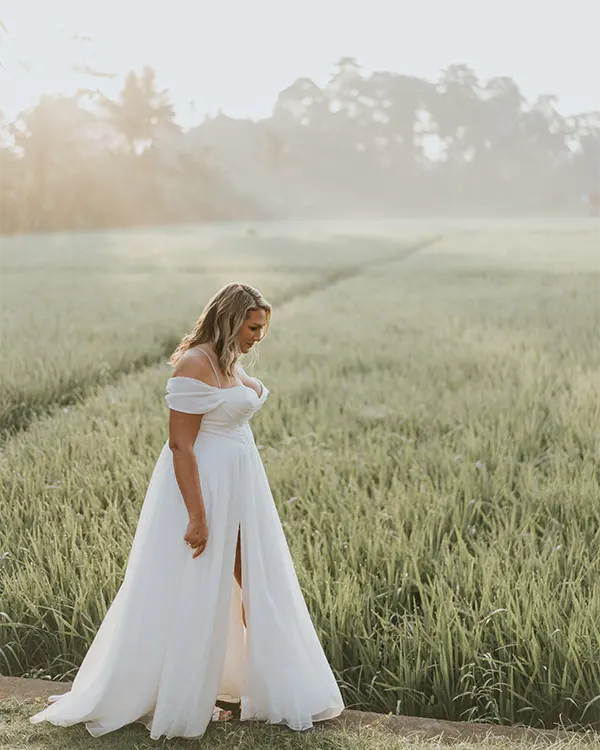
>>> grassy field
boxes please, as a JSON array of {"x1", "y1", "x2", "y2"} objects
[
  {"x1": 0, "y1": 226, "x2": 430, "y2": 437},
  {"x1": 1, "y1": 220, "x2": 599, "y2": 739}
]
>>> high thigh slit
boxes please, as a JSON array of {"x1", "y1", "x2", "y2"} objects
[{"x1": 234, "y1": 524, "x2": 247, "y2": 628}]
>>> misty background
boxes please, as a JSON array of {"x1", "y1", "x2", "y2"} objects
[{"x1": 0, "y1": 0, "x2": 599, "y2": 233}]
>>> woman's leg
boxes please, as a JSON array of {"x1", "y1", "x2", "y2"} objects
[
  {"x1": 233, "y1": 526, "x2": 246, "y2": 628},
  {"x1": 214, "y1": 528, "x2": 244, "y2": 722}
]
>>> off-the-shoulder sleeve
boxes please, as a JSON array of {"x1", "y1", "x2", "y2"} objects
[{"x1": 165, "y1": 377, "x2": 225, "y2": 414}]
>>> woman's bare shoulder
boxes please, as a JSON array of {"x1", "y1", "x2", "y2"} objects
[{"x1": 172, "y1": 348, "x2": 218, "y2": 387}]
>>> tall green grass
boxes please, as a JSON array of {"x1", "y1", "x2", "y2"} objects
[{"x1": 1, "y1": 226, "x2": 599, "y2": 732}]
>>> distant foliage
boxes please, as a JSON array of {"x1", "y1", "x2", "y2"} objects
[{"x1": 1, "y1": 59, "x2": 598, "y2": 233}]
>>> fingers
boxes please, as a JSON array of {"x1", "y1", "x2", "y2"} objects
[{"x1": 183, "y1": 529, "x2": 208, "y2": 558}]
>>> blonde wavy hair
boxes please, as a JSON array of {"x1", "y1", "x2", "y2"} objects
[{"x1": 168, "y1": 282, "x2": 272, "y2": 380}]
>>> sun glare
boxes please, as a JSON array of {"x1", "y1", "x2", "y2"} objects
[{"x1": 1, "y1": 3, "x2": 136, "y2": 118}]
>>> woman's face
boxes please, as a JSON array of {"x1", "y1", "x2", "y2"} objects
[{"x1": 239, "y1": 308, "x2": 268, "y2": 353}]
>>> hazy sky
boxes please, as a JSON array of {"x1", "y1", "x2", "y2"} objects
[{"x1": 1, "y1": 0, "x2": 599, "y2": 125}]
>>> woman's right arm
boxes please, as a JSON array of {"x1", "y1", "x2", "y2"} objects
[
  {"x1": 168, "y1": 409, "x2": 206, "y2": 524},
  {"x1": 167, "y1": 351, "x2": 217, "y2": 557}
]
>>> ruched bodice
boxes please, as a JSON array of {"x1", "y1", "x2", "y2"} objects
[{"x1": 165, "y1": 375, "x2": 269, "y2": 444}]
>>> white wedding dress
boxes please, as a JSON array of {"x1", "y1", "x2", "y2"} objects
[{"x1": 29, "y1": 361, "x2": 345, "y2": 740}]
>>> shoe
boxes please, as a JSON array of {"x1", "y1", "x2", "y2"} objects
[{"x1": 211, "y1": 706, "x2": 233, "y2": 722}]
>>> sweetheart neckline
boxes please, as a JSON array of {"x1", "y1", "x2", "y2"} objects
[{"x1": 168, "y1": 376, "x2": 263, "y2": 398}]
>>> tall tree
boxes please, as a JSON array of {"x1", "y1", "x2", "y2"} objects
[
  {"x1": 9, "y1": 95, "x2": 102, "y2": 230},
  {"x1": 100, "y1": 66, "x2": 178, "y2": 154},
  {"x1": 428, "y1": 64, "x2": 486, "y2": 166}
]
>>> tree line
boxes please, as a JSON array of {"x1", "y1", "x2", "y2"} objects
[{"x1": 1, "y1": 58, "x2": 598, "y2": 234}]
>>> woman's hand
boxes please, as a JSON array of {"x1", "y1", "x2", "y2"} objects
[{"x1": 184, "y1": 517, "x2": 209, "y2": 559}]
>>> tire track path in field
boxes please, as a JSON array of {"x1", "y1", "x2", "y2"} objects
[{"x1": 1, "y1": 235, "x2": 440, "y2": 443}]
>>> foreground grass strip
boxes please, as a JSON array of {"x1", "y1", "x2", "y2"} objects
[
  {"x1": 1, "y1": 699, "x2": 595, "y2": 750},
  {"x1": 0, "y1": 697, "x2": 411, "y2": 750}
]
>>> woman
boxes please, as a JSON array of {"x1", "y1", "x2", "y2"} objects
[{"x1": 29, "y1": 282, "x2": 345, "y2": 740}]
